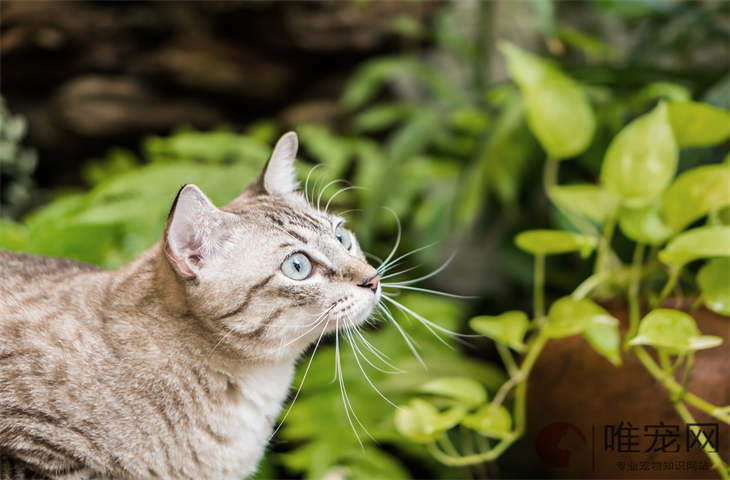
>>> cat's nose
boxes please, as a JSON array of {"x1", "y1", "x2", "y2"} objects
[{"x1": 358, "y1": 273, "x2": 380, "y2": 293}]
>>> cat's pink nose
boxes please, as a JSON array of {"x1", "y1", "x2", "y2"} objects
[{"x1": 359, "y1": 274, "x2": 380, "y2": 293}]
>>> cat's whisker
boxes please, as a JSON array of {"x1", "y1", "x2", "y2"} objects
[
  {"x1": 303, "y1": 164, "x2": 323, "y2": 205},
  {"x1": 317, "y1": 179, "x2": 347, "y2": 212},
  {"x1": 388, "y1": 251, "x2": 458, "y2": 286},
  {"x1": 335, "y1": 320, "x2": 375, "y2": 447},
  {"x1": 364, "y1": 251, "x2": 384, "y2": 265},
  {"x1": 376, "y1": 207, "x2": 402, "y2": 274},
  {"x1": 268, "y1": 311, "x2": 333, "y2": 442},
  {"x1": 343, "y1": 324, "x2": 399, "y2": 408},
  {"x1": 344, "y1": 321, "x2": 403, "y2": 375},
  {"x1": 378, "y1": 242, "x2": 437, "y2": 275},
  {"x1": 382, "y1": 295, "x2": 453, "y2": 350},
  {"x1": 376, "y1": 303, "x2": 426, "y2": 369},
  {"x1": 325, "y1": 185, "x2": 363, "y2": 214},
  {"x1": 351, "y1": 323, "x2": 405, "y2": 373},
  {"x1": 382, "y1": 295, "x2": 479, "y2": 340},
  {"x1": 380, "y1": 265, "x2": 421, "y2": 280},
  {"x1": 270, "y1": 305, "x2": 335, "y2": 354},
  {"x1": 381, "y1": 284, "x2": 477, "y2": 300}
]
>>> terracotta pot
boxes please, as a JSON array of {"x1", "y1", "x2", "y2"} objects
[{"x1": 500, "y1": 301, "x2": 729, "y2": 479}]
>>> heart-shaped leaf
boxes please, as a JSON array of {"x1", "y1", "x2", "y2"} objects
[
  {"x1": 545, "y1": 297, "x2": 619, "y2": 342},
  {"x1": 658, "y1": 226, "x2": 730, "y2": 268},
  {"x1": 662, "y1": 164, "x2": 730, "y2": 233},
  {"x1": 629, "y1": 309, "x2": 723, "y2": 353},
  {"x1": 461, "y1": 404, "x2": 513, "y2": 439},
  {"x1": 500, "y1": 42, "x2": 595, "y2": 159},
  {"x1": 515, "y1": 230, "x2": 597, "y2": 257},
  {"x1": 470, "y1": 311, "x2": 529, "y2": 352},
  {"x1": 618, "y1": 202, "x2": 673, "y2": 246},
  {"x1": 394, "y1": 399, "x2": 466, "y2": 443},
  {"x1": 584, "y1": 322, "x2": 622, "y2": 366},
  {"x1": 417, "y1": 377, "x2": 487, "y2": 406},
  {"x1": 667, "y1": 101, "x2": 730, "y2": 148},
  {"x1": 697, "y1": 258, "x2": 730, "y2": 317},
  {"x1": 549, "y1": 184, "x2": 620, "y2": 223},
  {"x1": 601, "y1": 102, "x2": 678, "y2": 207}
]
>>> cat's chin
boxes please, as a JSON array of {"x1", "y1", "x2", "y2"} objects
[{"x1": 324, "y1": 290, "x2": 380, "y2": 334}]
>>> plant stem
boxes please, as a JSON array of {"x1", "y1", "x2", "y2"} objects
[
  {"x1": 534, "y1": 254, "x2": 546, "y2": 325},
  {"x1": 496, "y1": 343, "x2": 519, "y2": 378},
  {"x1": 427, "y1": 434, "x2": 518, "y2": 466},
  {"x1": 624, "y1": 243, "x2": 645, "y2": 349},
  {"x1": 594, "y1": 212, "x2": 617, "y2": 276},
  {"x1": 654, "y1": 267, "x2": 680, "y2": 308},
  {"x1": 633, "y1": 347, "x2": 730, "y2": 424},
  {"x1": 474, "y1": 0, "x2": 493, "y2": 93},
  {"x1": 674, "y1": 402, "x2": 730, "y2": 480}
]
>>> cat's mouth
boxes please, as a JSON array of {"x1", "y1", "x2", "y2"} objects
[{"x1": 326, "y1": 289, "x2": 380, "y2": 332}]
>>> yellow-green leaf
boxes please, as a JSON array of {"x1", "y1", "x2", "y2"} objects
[
  {"x1": 394, "y1": 399, "x2": 465, "y2": 443},
  {"x1": 500, "y1": 42, "x2": 595, "y2": 159},
  {"x1": 601, "y1": 102, "x2": 678, "y2": 207},
  {"x1": 629, "y1": 309, "x2": 723, "y2": 353},
  {"x1": 549, "y1": 184, "x2": 620, "y2": 223},
  {"x1": 697, "y1": 258, "x2": 730, "y2": 317},
  {"x1": 515, "y1": 230, "x2": 597, "y2": 257},
  {"x1": 470, "y1": 311, "x2": 529, "y2": 352},
  {"x1": 545, "y1": 297, "x2": 619, "y2": 342},
  {"x1": 658, "y1": 226, "x2": 730, "y2": 268},
  {"x1": 417, "y1": 377, "x2": 487, "y2": 406},
  {"x1": 461, "y1": 404, "x2": 512, "y2": 439},
  {"x1": 618, "y1": 202, "x2": 673, "y2": 246},
  {"x1": 662, "y1": 164, "x2": 730, "y2": 233},
  {"x1": 667, "y1": 101, "x2": 730, "y2": 148}
]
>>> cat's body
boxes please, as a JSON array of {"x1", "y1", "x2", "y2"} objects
[{"x1": 0, "y1": 133, "x2": 381, "y2": 479}]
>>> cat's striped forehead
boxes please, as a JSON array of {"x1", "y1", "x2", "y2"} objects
[{"x1": 231, "y1": 194, "x2": 343, "y2": 239}]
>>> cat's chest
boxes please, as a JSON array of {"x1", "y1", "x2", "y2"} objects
[{"x1": 190, "y1": 362, "x2": 295, "y2": 479}]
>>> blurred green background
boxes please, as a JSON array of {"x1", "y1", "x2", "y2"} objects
[{"x1": 1, "y1": 1, "x2": 728, "y2": 478}]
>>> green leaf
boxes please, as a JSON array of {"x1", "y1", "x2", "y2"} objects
[
  {"x1": 584, "y1": 322, "x2": 622, "y2": 366},
  {"x1": 500, "y1": 42, "x2": 595, "y2": 159},
  {"x1": 470, "y1": 311, "x2": 529, "y2": 352},
  {"x1": 353, "y1": 103, "x2": 415, "y2": 133},
  {"x1": 461, "y1": 404, "x2": 512, "y2": 439},
  {"x1": 549, "y1": 184, "x2": 620, "y2": 223},
  {"x1": 662, "y1": 164, "x2": 730, "y2": 233},
  {"x1": 0, "y1": 218, "x2": 29, "y2": 251},
  {"x1": 629, "y1": 309, "x2": 723, "y2": 353},
  {"x1": 658, "y1": 226, "x2": 730, "y2": 268},
  {"x1": 667, "y1": 102, "x2": 730, "y2": 148},
  {"x1": 618, "y1": 202, "x2": 673, "y2": 246},
  {"x1": 545, "y1": 297, "x2": 618, "y2": 340},
  {"x1": 394, "y1": 399, "x2": 465, "y2": 443},
  {"x1": 697, "y1": 258, "x2": 730, "y2": 316},
  {"x1": 601, "y1": 102, "x2": 678, "y2": 207},
  {"x1": 417, "y1": 377, "x2": 487, "y2": 406},
  {"x1": 515, "y1": 230, "x2": 597, "y2": 257}
]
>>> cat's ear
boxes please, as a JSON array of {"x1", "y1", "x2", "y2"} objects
[
  {"x1": 164, "y1": 184, "x2": 224, "y2": 280},
  {"x1": 255, "y1": 131, "x2": 300, "y2": 195}
]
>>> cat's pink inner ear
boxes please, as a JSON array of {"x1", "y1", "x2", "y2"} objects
[
  {"x1": 263, "y1": 131, "x2": 300, "y2": 195},
  {"x1": 164, "y1": 184, "x2": 220, "y2": 279}
]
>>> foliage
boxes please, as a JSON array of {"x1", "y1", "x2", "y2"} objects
[
  {"x1": 393, "y1": 40, "x2": 730, "y2": 478},
  {"x1": 0, "y1": 97, "x2": 39, "y2": 219}
]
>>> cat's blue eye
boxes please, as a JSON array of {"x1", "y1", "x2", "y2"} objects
[
  {"x1": 281, "y1": 253, "x2": 312, "y2": 280},
  {"x1": 334, "y1": 223, "x2": 352, "y2": 250}
]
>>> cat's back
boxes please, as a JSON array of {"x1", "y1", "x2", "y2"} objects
[{"x1": 0, "y1": 250, "x2": 100, "y2": 286}]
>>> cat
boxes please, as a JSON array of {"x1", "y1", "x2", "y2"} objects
[{"x1": 0, "y1": 132, "x2": 382, "y2": 480}]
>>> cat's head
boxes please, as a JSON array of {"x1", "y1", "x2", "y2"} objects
[{"x1": 162, "y1": 132, "x2": 380, "y2": 360}]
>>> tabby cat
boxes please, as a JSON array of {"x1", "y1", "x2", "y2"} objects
[{"x1": 0, "y1": 132, "x2": 381, "y2": 479}]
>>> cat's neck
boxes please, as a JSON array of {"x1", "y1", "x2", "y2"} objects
[{"x1": 103, "y1": 243, "x2": 289, "y2": 379}]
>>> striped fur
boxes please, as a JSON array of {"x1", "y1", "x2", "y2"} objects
[{"x1": 0, "y1": 133, "x2": 380, "y2": 479}]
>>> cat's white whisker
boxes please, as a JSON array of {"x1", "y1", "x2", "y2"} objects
[
  {"x1": 303, "y1": 163, "x2": 323, "y2": 204},
  {"x1": 376, "y1": 303, "x2": 426, "y2": 369},
  {"x1": 344, "y1": 320, "x2": 402, "y2": 375},
  {"x1": 385, "y1": 251, "x2": 457, "y2": 286},
  {"x1": 376, "y1": 207, "x2": 402, "y2": 274},
  {"x1": 268, "y1": 311, "x2": 333, "y2": 442},
  {"x1": 325, "y1": 185, "x2": 363, "y2": 214},
  {"x1": 380, "y1": 265, "x2": 421, "y2": 280},
  {"x1": 381, "y1": 284, "x2": 477, "y2": 300},
  {"x1": 343, "y1": 324, "x2": 399, "y2": 408},
  {"x1": 317, "y1": 179, "x2": 347, "y2": 212},
  {"x1": 382, "y1": 295, "x2": 478, "y2": 340},
  {"x1": 382, "y1": 294, "x2": 453, "y2": 350},
  {"x1": 351, "y1": 324, "x2": 405, "y2": 373},
  {"x1": 334, "y1": 320, "x2": 375, "y2": 447},
  {"x1": 378, "y1": 242, "x2": 437, "y2": 275}
]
